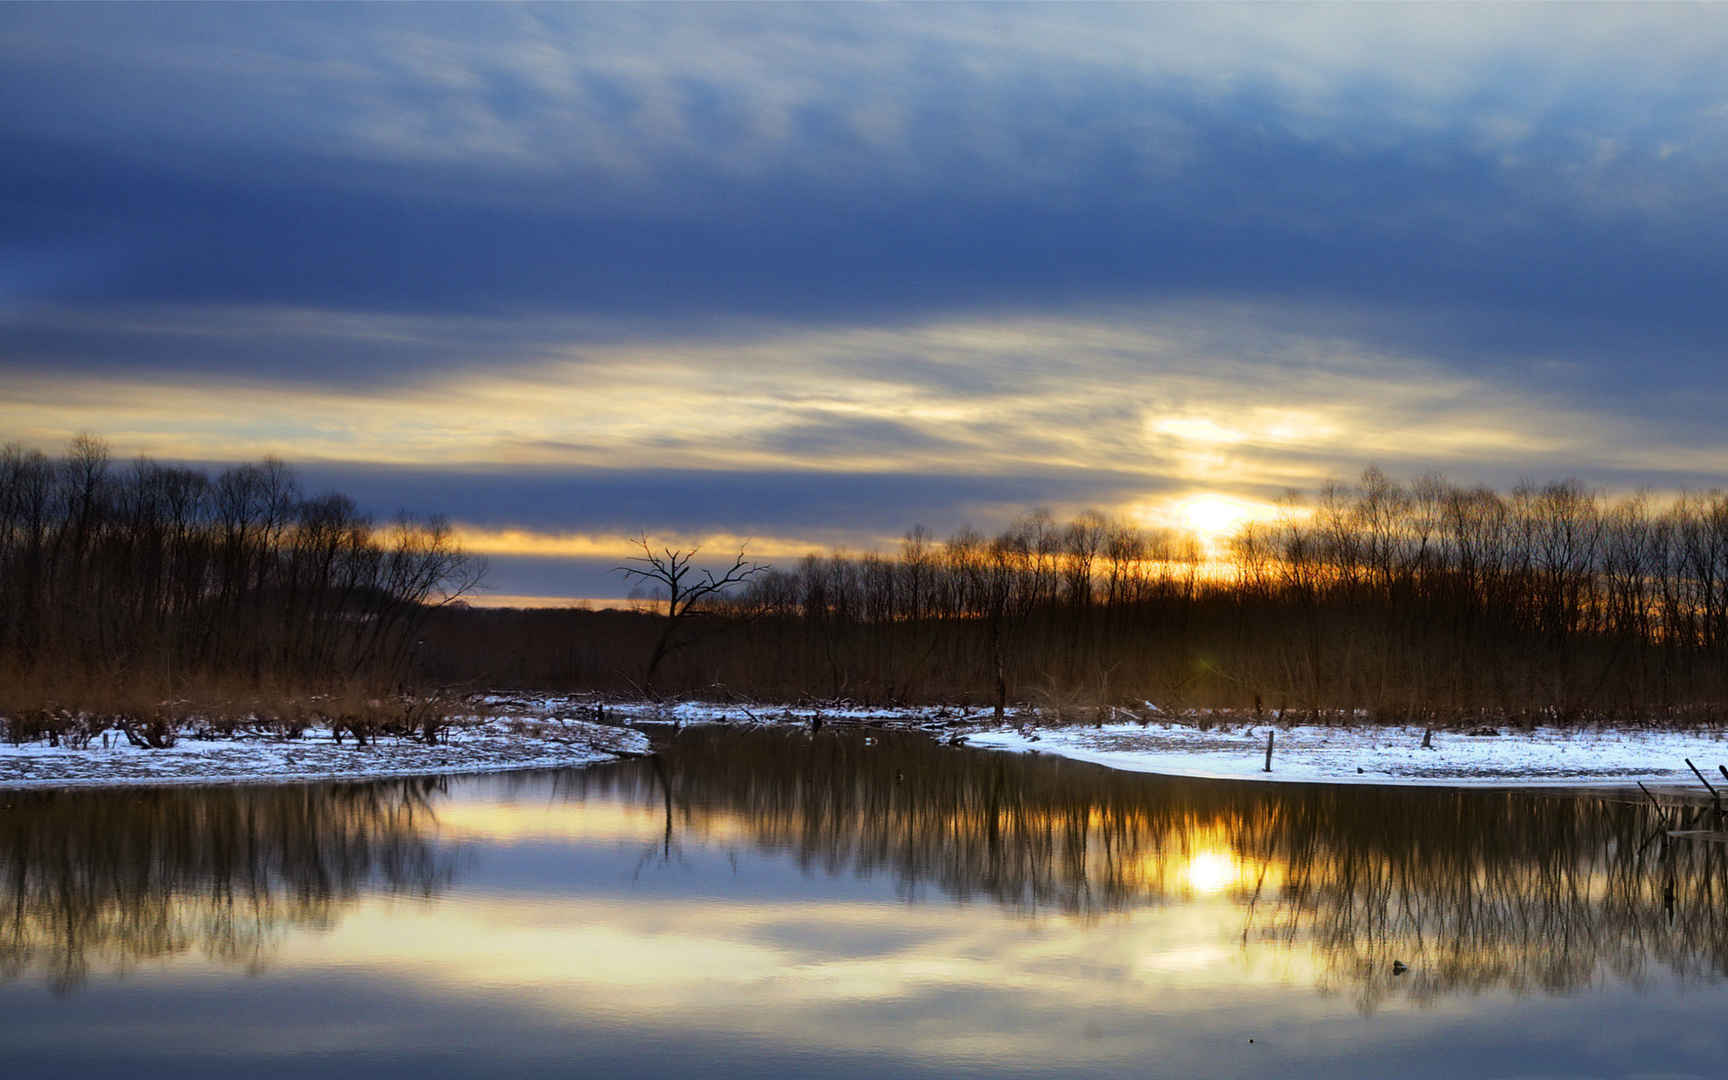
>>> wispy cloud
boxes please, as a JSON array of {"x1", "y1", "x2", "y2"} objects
[
  {"x1": 0, "y1": 304, "x2": 1689, "y2": 492},
  {"x1": 10, "y1": 5, "x2": 1726, "y2": 213}
]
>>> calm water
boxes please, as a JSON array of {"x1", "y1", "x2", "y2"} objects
[{"x1": 3, "y1": 728, "x2": 1726, "y2": 1079}]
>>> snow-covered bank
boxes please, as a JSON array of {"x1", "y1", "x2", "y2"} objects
[
  {"x1": 474, "y1": 693, "x2": 964, "y2": 728},
  {"x1": 14, "y1": 688, "x2": 1728, "y2": 792},
  {"x1": 0, "y1": 716, "x2": 648, "y2": 790},
  {"x1": 965, "y1": 722, "x2": 1728, "y2": 789},
  {"x1": 484, "y1": 694, "x2": 1728, "y2": 790},
  {"x1": 0, "y1": 690, "x2": 946, "y2": 791}
]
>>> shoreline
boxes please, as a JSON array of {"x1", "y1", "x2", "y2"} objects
[
  {"x1": 6, "y1": 694, "x2": 1728, "y2": 792},
  {"x1": 0, "y1": 715, "x2": 649, "y2": 792},
  {"x1": 963, "y1": 721, "x2": 1728, "y2": 791}
]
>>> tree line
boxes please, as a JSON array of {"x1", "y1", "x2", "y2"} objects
[
  {"x1": 13, "y1": 432, "x2": 1728, "y2": 726},
  {"x1": 0, "y1": 435, "x2": 481, "y2": 726},
  {"x1": 423, "y1": 468, "x2": 1728, "y2": 723}
]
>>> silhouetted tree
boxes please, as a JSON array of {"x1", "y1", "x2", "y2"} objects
[{"x1": 616, "y1": 536, "x2": 766, "y2": 696}]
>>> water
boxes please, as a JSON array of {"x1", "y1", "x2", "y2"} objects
[{"x1": 3, "y1": 728, "x2": 1725, "y2": 1078}]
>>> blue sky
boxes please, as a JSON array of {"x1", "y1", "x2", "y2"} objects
[{"x1": 6, "y1": 3, "x2": 1728, "y2": 600}]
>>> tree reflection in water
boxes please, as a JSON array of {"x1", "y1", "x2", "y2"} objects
[
  {"x1": 0, "y1": 779, "x2": 454, "y2": 993},
  {"x1": 5, "y1": 729, "x2": 1725, "y2": 1013},
  {"x1": 556, "y1": 728, "x2": 1728, "y2": 1013}
]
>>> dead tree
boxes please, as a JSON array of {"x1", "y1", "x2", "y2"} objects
[{"x1": 617, "y1": 536, "x2": 767, "y2": 696}]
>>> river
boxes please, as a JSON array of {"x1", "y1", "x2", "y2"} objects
[{"x1": 3, "y1": 727, "x2": 1724, "y2": 1078}]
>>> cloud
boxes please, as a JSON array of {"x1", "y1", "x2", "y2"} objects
[
  {"x1": 6, "y1": 306, "x2": 1713, "y2": 524},
  {"x1": 9, "y1": 5, "x2": 1728, "y2": 206},
  {"x1": 749, "y1": 416, "x2": 962, "y2": 460},
  {"x1": 8, "y1": 5, "x2": 1728, "y2": 597},
  {"x1": 6, "y1": 4, "x2": 1728, "y2": 350}
]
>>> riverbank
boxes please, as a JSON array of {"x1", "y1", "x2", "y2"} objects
[
  {"x1": 489, "y1": 695, "x2": 1728, "y2": 789},
  {"x1": 964, "y1": 720, "x2": 1728, "y2": 789},
  {"x1": 7, "y1": 693, "x2": 1727, "y2": 791},
  {"x1": 0, "y1": 693, "x2": 965, "y2": 789},
  {"x1": 0, "y1": 715, "x2": 648, "y2": 789}
]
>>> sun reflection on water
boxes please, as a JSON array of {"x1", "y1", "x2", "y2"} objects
[{"x1": 1182, "y1": 850, "x2": 1238, "y2": 896}]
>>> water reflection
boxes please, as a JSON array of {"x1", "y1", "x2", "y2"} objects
[
  {"x1": 0, "y1": 780, "x2": 455, "y2": 992},
  {"x1": 555, "y1": 728, "x2": 1728, "y2": 1012},
  {"x1": 2, "y1": 729, "x2": 1725, "y2": 1017}
]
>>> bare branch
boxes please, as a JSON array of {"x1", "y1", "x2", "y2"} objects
[{"x1": 612, "y1": 535, "x2": 770, "y2": 694}]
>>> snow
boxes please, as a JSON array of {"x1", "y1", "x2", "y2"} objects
[
  {"x1": 474, "y1": 693, "x2": 972, "y2": 727},
  {"x1": 965, "y1": 721, "x2": 1728, "y2": 789},
  {"x1": 0, "y1": 691, "x2": 969, "y2": 791},
  {"x1": 10, "y1": 690, "x2": 1728, "y2": 792},
  {"x1": 0, "y1": 716, "x2": 648, "y2": 790}
]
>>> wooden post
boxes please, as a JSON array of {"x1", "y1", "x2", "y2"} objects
[{"x1": 1263, "y1": 730, "x2": 1274, "y2": 773}]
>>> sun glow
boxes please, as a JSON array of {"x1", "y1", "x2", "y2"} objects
[{"x1": 1170, "y1": 493, "x2": 1277, "y2": 553}]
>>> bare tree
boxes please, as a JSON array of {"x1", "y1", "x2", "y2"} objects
[
  {"x1": 617, "y1": 536, "x2": 767, "y2": 695},
  {"x1": 0, "y1": 435, "x2": 482, "y2": 727}
]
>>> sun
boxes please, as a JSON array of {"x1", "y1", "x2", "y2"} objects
[{"x1": 1175, "y1": 493, "x2": 1262, "y2": 551}]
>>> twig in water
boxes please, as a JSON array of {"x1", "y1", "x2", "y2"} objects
[
  {"x1": 1684, "y1": 758, "x2": 1722, "y2": 815},
  {"x1": 1637, "y1": 781, "x2": 1670, "y2": 826}
]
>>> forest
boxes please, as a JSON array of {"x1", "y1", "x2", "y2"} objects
[
  {"x1": 12, "y1": 433, "x2": 1728, "y2": 729},
  {"x1": 422, "y1": 468, "x2": 1728, "y2": 726},
  {"x1": 0, "y1": 436, "x2": 479, "y2": 743}
]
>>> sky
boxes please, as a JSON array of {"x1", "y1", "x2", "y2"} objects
[{"x1": 5, "y1": 2, "x2": 1728, "y2": 602}]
